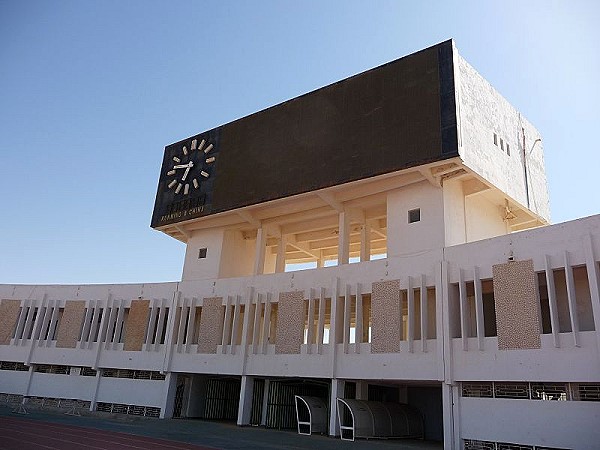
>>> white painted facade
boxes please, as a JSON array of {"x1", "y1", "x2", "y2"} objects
[
  {"x1": 1, "y1": 214, "x2": 599, "y2": 448},
  {"x1": 1, "y1": 42, "x2": 598, "y2": 449}
]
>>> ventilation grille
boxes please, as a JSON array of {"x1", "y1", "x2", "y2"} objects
[
  {"x1": 573, "y1": 383, "x2": 600, "y2": 401},
  {"x1": 96, "y1": 402, "x2": 160, "y2": 418},
  {"x1": 34, "y1": 364, "x2": 69, "y2": 374},
  {"x1": 494, "y1": 383, "x2": 530, "y2": 399},
  {"x1": 464, "y1": 440, "x2": 496, "y2": 450},
  {"x1": 80, "y1": 367, "x2": 98, "y2": 377},
  {"x1": 530, "y1": 383, "x2": 567, "y2": 401},
  {"x1": 462, "y1": 382, "x2": 493, "y2": 398},
  {"x1": 0, "y1": 361, "x2": 29, "y2": 372},
  {"x1": 101, "y1": 368, "x2": 165, "y2": 380},
  {"x1": 7, "y1": 396, "x2": 91, "y2": 410},
  {"x1": 462, "y1": 381, "x2": 597, "y2": 402},
  {"x1": 0, "y1": 393, "x2": 24, "y2": 404},
  {"x1": 464, "y1": 440, "x2": 568, "y2": 450}
]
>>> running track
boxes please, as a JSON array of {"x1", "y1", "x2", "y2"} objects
[{"x1": 0, "y1": 416, "x2": 219, "y2": 450}]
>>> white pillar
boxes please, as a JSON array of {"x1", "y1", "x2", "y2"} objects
[
  {"x1": 329, "y1": 378, "x2": 345, "y2": 436},
  {"x1": 584, "y1": 234, "x2": 600, "y2": 351},
  {"x1": 338, "y1": 212, "x2": 350, "y2": 265},
  {"x1": 442, "y1": 382, "x2": 458, "y2": 450},
  {"x1": 355, "y1": 380, "x2": 369, "y2": 400},
  {"x1": 237, "y1": 375, "x2": 254, "y2": 425},
  {"x1": 253, "y1": 228, "x2": 266, "y2": 275},
  {"x1": 90, "y1": 370, "x2": 102, "y2": 412},
  {"x1": 260, "y1": 379, "x2": 270, "y2": 426},
  {"x1": 275, "y1": 235, "x2": 287, "y2": 273},
  {"x1": 159, "y1": 372, "x2": 178, "y2": 418},
  {"x1": 360, "y1": 223, "x2": 370, "y2": 262}
]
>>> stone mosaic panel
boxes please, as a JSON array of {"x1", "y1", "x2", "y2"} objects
[
  {"x1": 371, "y1": 280, "x2": 401, "y2": 353},
  {"x1": 197, "y1": 297, "x2": 224, "y2": 354},
  {"x1": 275, "y1": 291, "x2": 305, "y2": 354},
  {"x1": 56, "y1": 301, "x2": 86, "y2": 348},
  {"x1": 492, "y1": 259, "x2": 541, "y2": 350},
  {"x1": 0, "y1": 300, "x2": 21, "y2": 345},
  {"x1": 123, "y1": 299, "x2": 150, "y2": 351}
]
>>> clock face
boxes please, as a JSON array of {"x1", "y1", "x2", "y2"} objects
[
  {"x1": 151, "y1": 132, "x2": 220, "y2": 228},
  {"x1": 165, "y1": 138, "x2": 216, "y2": 196}
]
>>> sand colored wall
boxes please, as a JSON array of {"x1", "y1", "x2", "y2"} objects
[
  {"x1": 492, "y1": 259, "x2": 541, "y2": 350},
  {"x1": 56, "y1": 301, "x2": 86, "y2": 349},
  {"x1": 371, "y1": 280, "x2": 401, "y2": 353},
  {"x1": 275, "y1": 291, "x2": 304, "y2": 354},
  {"x1": 123, "y1": 299, "x2": 151, "y2": 351},
  {"x1": 0, "y1": 299, "x2": 21, "y2": 345},
  {"x1": 197, "y1": 297, "x2": 224, "y2": 354}
]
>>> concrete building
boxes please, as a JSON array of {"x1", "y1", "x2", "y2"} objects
[{"x1": 1, "y1": 40, "x2": 598, "y2": 449}]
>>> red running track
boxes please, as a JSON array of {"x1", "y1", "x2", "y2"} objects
[{"x1": 0, "y1": 416, "x2": 219, "y2": 450}]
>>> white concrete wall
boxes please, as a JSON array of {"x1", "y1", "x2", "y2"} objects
[
  {"x1": 464, "y1": 194, "x2": 507, "y2": 242},
  {"x1": 182, "y1": 228, "x2": 226, "y2": 281},
  {"x1": 1, "y1": 214, "x2": 599, "y2": 448},
  {"x1": 219, "y1": 230, "x2": 254, "y2": 278},
  {"x1": 455, "y1": 51, "x2": 550, "y2": 221},
  {"x1": 29, "y1": 372, "x2": 96, "y2": 400},
  {"x1": 182, "y1": 229, "x2": 255, "y2": 280},
  {"x1": 387, "y1": 180, "x2": 445, "y2": 257},
  {"x1": 452, "y1": 333, "x2": 600, "y2": 382},
  {"x1": 96, "y1": 378, "x2": 164, "y2": 407},
  {"x1": 443, "y1": 178, "x2": 467, "y2": 247},
  {"x1": 460, "y1": 397, "x2": 600, "y2": 450},
  {"x1": 0, "y1": 370, "x2": 29, "y2": 394}
]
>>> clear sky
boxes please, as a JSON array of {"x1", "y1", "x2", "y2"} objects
[{"x1": 1, "y1": 1, "x2": 599, "y2": 284}]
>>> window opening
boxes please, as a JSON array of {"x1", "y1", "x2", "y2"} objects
[{"x1": 408, "y1": 208, "x2": 420, "y2": 224}]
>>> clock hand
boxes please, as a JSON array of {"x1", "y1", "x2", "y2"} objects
[
  {"x1": 182, "y1": 166, "x2": 191, "y2": 181},
  {"x1": 181, "y1": 161, "x2": 194, "y2": 181},
  {"x1": 173, "y1": 163, "x2": 192, "y2": 169}
]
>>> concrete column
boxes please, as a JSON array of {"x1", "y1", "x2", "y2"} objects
[
  {"x1": 355, "y1": 380, "x2": 369, "y2": 400},
  {"x1": 90, "y1": 370, "x2": 102, "y2": 412},
  {"x1": 360, "y1": 223, "x2": 370, "y2": 262},
  {"x1": 260, "y1": 379, "x2": 270, "y2": 426},
  {"x1": 253, "y1": 228, "x2": 266, "y2": 275},
  {"x1": 237, "y1": 375, "x2": 254, "y2": 426},
  {"x1": 159, "y1": 372, "x2": 178, "y2": 419},
  {"x1": 264, "y1": 250, "x2": 276, "y2": 274},
  {"x1": 338, "y1": 212, "x2": 350, "y2": 265},
  {"x1": 584, "y1": 234, "x2": 600, "y2": 351},
  {"x1": 441, "y1": 383, "x2": 454, "y2": 448},
  {"x1": 275, "y1": 235, "x2": 287, "y2": 273},
  {"x1": 329, "y1": 378, "x2": 345, "y2": 436}
]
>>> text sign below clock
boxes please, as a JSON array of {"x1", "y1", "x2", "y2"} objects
[{"x1": 151, "y1": 129, "x2": 220, "y2": 228}]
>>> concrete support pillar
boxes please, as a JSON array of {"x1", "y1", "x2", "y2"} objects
[
  {"x1": 253, "y1": 228, "x2": 266, "y2": 275},
  {"x1": 317, "y1": 252, "x2": 324, "y2": 268},
  {"x1": 360, "y1": 222, "x2": 370, "y2": 262},
  {"x1": 442, "y1": 382, "x2": 459, "y2": 450},
  {"x1": 275, "y1": 235, "x2": 287, "y2": 273},
  {"x1": 355, "y1": 380, "x2": 369, "y2": 400},
  {"x1": 338, "y1": 212, "x2": 350, "y2": 265},
  {"x1": 264, "y1": 250, "x2": 276, "y2": 274},
  {"x1": 159, "y1": 372, "x2": 178, "y2": 419},
  {"x1": 90, "y1": 370, "x2": 102, "y2": 412},
  {"x1": 237, "y1": 375, "x2": 255, "y2": 426},
  {"x1": 329, "y1": 378, "x2": 345, "y2": 436},
  {"x1": 584, "y1": 234, "x2": 600, "y2": 351},
  {"x1": 260, "y1": 379, "x2": 270, "y2": 426}
]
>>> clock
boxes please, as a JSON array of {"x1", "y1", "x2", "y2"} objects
[
  {"x1": 165, "y1": 138, "x2": 216, "y2": 195},
  {"x1": 151, "y1": 131, "x2": 220, "y2": 228}
]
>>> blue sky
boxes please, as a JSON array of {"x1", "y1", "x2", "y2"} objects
[{"x1": 1, "y1": 1, "x2": 599, "y2": 284}]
